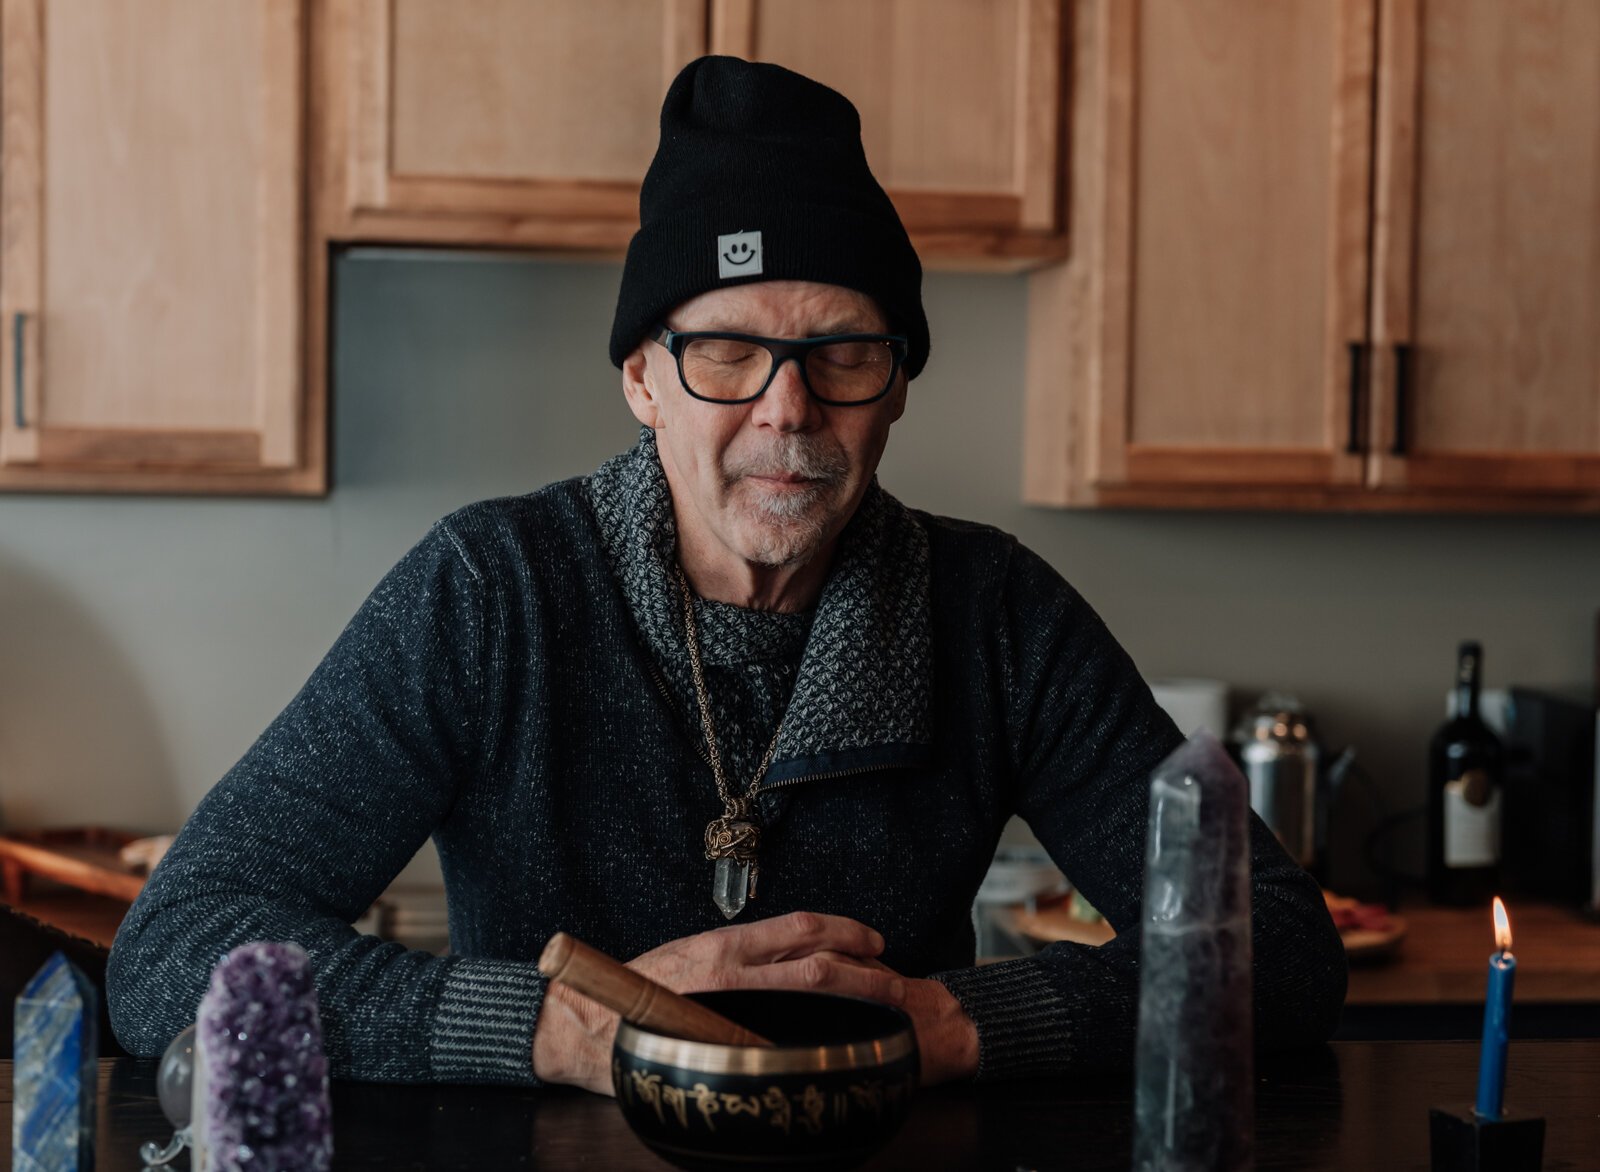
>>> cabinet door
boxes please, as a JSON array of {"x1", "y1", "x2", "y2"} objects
[
  {"x1": 1368, "y1": 0, "x2": 1600, "y2": 493},
  {"x1": 709, "y1": 0, "x2": 1068, "y2": 263},
  {"x1": 0, "y1": 0, "x2": 312, "y2": 493},
  {"x1": 333, "y1": 0, "x2": 706, "y2": 248},
  {"x1": 1087, "y1": 0, "x2": 1373, "y2": 489}
]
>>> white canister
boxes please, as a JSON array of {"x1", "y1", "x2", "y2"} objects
[{"x1": 1148, "y1": 678, "x2": 1230, "y2": 739}]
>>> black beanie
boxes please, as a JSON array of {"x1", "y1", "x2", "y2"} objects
[{"x1": 609, "y1": 56, "x2": 929, "y2": 380}]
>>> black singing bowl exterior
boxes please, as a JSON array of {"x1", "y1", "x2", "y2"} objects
[{"x1": 612, "y1": 990, "x2": 919, "y2": 1170}]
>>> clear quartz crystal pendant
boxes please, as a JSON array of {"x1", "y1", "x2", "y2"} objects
[
  {"x1": 713, "y1": 856, "x2": 751, "y2": 920},
  {"x1": 706, "y1": 813, "x2": 760, "y2": 920}
]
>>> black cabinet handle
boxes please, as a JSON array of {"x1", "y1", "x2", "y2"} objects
[
  {"x1": 1346, "y1": 341, "x2": 1365, "y2": 454},
  {"x1": 12, "y1": 312, "x2": 25, "y2": 429},
  {"x1": 1392, "y1": 343, "x2": 1412, "y2": 455}
]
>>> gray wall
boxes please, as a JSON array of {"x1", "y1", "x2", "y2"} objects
[{"x1": 2, "y1": 250, "x2": 1596, "y2": 889}]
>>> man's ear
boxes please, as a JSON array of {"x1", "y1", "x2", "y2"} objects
[
  {"x1": 621, "y1": 345, "x2": 662, "y2": 429},
  {"x1": 886, "y1": 371, "x2": 909, "y2": 424}
]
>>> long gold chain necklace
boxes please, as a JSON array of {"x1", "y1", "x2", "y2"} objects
[{"x1": 675, "y1": 563, "x2": 784, "y2": 920}]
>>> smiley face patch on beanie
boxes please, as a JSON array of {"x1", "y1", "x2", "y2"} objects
[{"x1": 717, "y1": 230, "x2": 763, "y2": 279}]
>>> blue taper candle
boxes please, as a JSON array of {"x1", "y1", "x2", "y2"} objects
[{"x1": 1473, "y1": 897, "x2": 1515, "y2": 1120}]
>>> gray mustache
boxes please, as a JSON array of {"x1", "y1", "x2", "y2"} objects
[{"x1": 724, "y1": 436, "x2": 848, "y2": 485}]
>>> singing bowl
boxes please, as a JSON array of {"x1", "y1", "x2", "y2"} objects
[{"x1": 612, "y1": 990, "x2": 919, "y2": 1170}]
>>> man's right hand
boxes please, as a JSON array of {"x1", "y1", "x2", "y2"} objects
[{"x1": 531, "y1": 911, "x2": 903, "y2": 1094}]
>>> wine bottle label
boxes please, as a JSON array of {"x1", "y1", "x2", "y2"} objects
[{"x1": 1444, "y1": 773, "x2": 1502, "y2": 867}]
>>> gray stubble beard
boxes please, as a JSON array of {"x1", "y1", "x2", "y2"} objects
[{"x1": 723, "y1": 434, "x2": 852, "y2": 569}]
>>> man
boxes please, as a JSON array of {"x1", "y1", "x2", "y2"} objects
[{"x1": 108, "y1": 58, "x2": 1345, "y2": 1091}]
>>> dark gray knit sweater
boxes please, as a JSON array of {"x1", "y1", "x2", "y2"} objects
[{"x1": 107, "y1": 434, "x2": 1346, "y2": 1084}]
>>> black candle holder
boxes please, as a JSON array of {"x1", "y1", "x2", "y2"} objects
[{"x1": 1429, "y1": 1106, "x2": 1545, "y2": 1172}]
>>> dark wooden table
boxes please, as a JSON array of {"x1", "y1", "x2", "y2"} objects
[{"x1": 4, "y1": 1042, "x2": 1599, "y2": 1170}]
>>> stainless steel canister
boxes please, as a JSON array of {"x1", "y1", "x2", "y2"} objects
[{"x1": 1232, "y1": 694, "x2": 1322, "y2": 867}]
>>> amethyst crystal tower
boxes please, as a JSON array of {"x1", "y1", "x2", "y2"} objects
[
  {"x1": 1132, "y1": 732, "x2": 1254, "y2": 1171},
  {"x1": 193, "y1": 941, "x2": 333, "y2": 1172}
]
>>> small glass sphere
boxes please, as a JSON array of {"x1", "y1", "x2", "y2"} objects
[{"x1": 156, "y1": 1024, "x2": 197, "y2": 1129}]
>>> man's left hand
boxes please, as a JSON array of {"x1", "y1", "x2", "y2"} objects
[{"x1": 827, "y1": 952, "x2": 979, "y2": 1085}]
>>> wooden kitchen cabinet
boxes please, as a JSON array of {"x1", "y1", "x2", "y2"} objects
[
  {"x1": 320, "y1": 0, "x2": 1068, "y2": 265},
  {"x1": 1367, "y1": 0, "x2": 1600, "y2": 495},
  {"x1": 324, "y1": 0, "x2": 706, "y2": 251},
  {"x1": 1033, "y1": 0, "x2": 1374, "y2": 496},
  {"x1": 710, "y1": 0, "x2": 1069, "y2": 263},
  {"x1": 0, "y1": 0, "x2": 321, "y2": 495},
  {"x1": 1025, "y1": 0, "x2": 1600, "y2": 510}
]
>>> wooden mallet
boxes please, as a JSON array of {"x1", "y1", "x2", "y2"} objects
[{"x1": 538, "y1": 931, "x2": 775, "y2": 1048}]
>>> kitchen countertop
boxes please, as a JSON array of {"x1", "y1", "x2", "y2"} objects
[
  {"x1": 1013, "y1": 899, "x2": 1600, "y2": 1006},
  {"x1": 1345, "y1": 902, "x2": 1600, "y2": 1005}
]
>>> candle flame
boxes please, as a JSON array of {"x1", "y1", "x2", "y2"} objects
[{"x1": 1492, "y1": 896, "x2": 1512, "y2": 952}]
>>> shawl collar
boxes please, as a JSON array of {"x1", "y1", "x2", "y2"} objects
[{"x1": 585, "y1": 429, "x2": 933, "y2": 781}]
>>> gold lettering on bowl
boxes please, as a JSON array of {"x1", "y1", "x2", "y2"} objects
[
  {"x1": 761, "y1": 1086, "x2": 792, "y2": 1135},
  {"x1": 795, "y1": 1084, "x2": 827, "y2": 1135},
  {"x1": 630, "y1": 1071, "x2": 664, "y2": 1125},
  {"x1": 850, "y1": 1079, "x2": 886, "y2": 1118},
  {"x1": 721, "y1": 1091, "x2": 762, "y2": 1117},
  {"x1": 690, "y1": 1083, "x2": 723, "y2": 1132},
  {"x1": 661, "y1": 1083, "x2": 689, "y2": 1129}
]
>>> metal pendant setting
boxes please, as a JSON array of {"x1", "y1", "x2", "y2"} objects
[{"x1": 706, "y1": 814, "x2": 761, "y2": 920}]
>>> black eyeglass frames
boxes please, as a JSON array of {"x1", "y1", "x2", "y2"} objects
[{"x1": 651, "y1": 325, "x2": 908, "y2": 405}]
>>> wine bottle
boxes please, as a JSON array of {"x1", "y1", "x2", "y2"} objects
[{"x1": 1427, "y1": 641, "x2": 1505, "y2": 905}]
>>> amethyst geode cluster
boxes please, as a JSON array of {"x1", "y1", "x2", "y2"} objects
[{"x1": 196, "y1": 941, "x2": 333, "y2": 1172}]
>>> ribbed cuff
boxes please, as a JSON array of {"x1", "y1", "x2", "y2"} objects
[
  {"x1": 932, "y1": 957, "x2": 1075, "y2": 1081},
  {"x1": 427, "y1": 956, "x2": 547, "y2": 1084}
]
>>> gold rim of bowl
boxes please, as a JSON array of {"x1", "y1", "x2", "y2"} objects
[{"x1": 615, "y1": 1023, "x2": 917, "y2": 1076}]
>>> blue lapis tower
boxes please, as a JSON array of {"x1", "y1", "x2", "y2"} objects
[{"x1": 12, "y1": 951, "x2": 99, "y2": 1172}]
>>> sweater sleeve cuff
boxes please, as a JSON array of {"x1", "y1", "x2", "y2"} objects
[
  {"x1": 932, "y1": 957, "x2": 1075, "y2": 1081},
  {"x1": 427, "y1": 956, "x2": 547, "y2": 1084}
]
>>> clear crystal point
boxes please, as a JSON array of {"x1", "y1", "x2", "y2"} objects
[{"x1": 713, "y1": 857, "x2": 750, "y2": 920}]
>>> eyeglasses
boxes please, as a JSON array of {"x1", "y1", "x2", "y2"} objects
[{"x1": 651, "y1": 324, "x2": 908, "y2": 406}]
